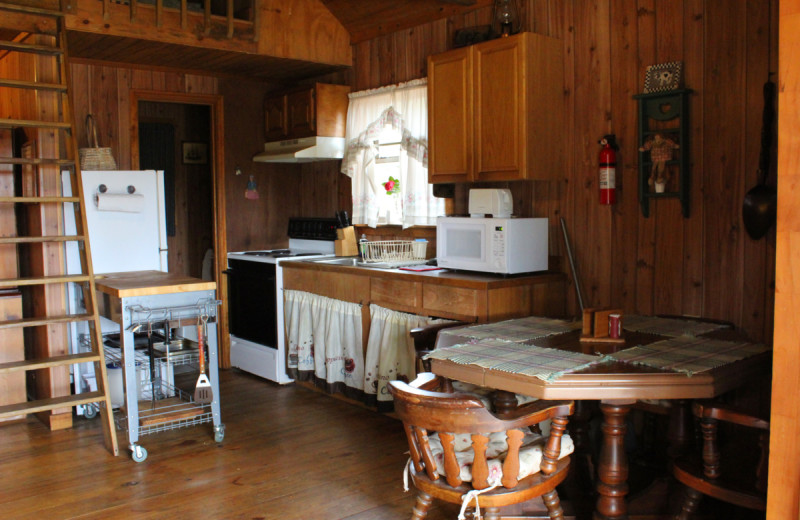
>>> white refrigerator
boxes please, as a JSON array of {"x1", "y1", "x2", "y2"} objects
[{"x1": 62, "y1": 170, "x2": 169, "y2": 413}]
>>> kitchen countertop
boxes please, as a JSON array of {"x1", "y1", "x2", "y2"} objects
[
  {"x1": 286, "y1": 257, "x2": 565, "y2": 289},
  {"x1": 95, "y1": 270, "x2": 217, "y2": 298}
]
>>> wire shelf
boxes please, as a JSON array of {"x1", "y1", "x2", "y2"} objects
[
  {"x1": 113, "y1": 382, "x2": 213, "y2": 436},
  {"x1": 125, "y1": 298, "x2": 221, "y2": 331}
]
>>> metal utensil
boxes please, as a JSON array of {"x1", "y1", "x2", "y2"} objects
[
  {"x1": 742, "y1": 80, "x2": 777, "y2": 240},
  {"x1": 146, "y1": 320, "x2": 159, "y2": 410},
  {"x1": 193, "y1": 316, "x2": 213, "y2": 404}
]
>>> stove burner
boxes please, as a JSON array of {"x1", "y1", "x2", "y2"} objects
[
  {"x1": 270, "y1": 252, "x2": 319, "y2": 258},
  {"x1": 239, "y1": 250, "x2": 321, "y2": 259},
  {"x1": 242, "y1": 249, "x2": 290, "y2": 257}
]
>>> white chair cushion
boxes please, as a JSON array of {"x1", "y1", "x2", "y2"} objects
[{"x1": 427, "y1": 431, "x2": 574, "y2": 483}]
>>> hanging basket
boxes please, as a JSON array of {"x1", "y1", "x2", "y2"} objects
[{"x1": 79, "y1": 114, "x2": 117, "y2": 170}]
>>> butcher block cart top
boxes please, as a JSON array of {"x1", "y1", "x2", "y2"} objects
[
  {"x1": 95, "y1": 270, "x2": 217, "y2": 298},
  {"x1": 94, "y1": 270, "x2": 223, "y2": 463}
]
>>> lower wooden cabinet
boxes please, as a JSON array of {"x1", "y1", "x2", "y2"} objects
[{"x1": 282, "y1": 263, "x2": 566, "y2": 323}]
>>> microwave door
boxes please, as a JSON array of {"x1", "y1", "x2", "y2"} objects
[{"x1": 444, "y1": 224, "x2": 489, "y2": 269}]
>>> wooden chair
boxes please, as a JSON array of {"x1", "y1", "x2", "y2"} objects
[
  {"x1": 410, "y1": 321, "x2": 470, "y2": 373},
  {"x1": 389, "y1": 373, "x2": 574, "y2": 520},
  {"x1": 672, "y1": 400, "x2": 769, "y2": 519}
]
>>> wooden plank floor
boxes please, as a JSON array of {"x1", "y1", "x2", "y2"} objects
[
  {"x1": 0, "y1": 369, "x2": 766, "y2": 519},
  {"x1": 0, "y1": 369, "x2": 462, "y2": 520}
]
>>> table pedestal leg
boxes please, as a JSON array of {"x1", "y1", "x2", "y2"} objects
[
  {"x1": 667, "y1": 399, "x2": 691, "y2": 459},
  {"x1": 595, "y1": 401, "x2": 631, "y2": 520}
]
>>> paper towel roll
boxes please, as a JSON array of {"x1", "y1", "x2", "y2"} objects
[{"x1": 95, "y1": 192, "x2": 145, "y2": 213}]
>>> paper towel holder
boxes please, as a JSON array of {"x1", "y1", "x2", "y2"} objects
[{"x1": 97, "y1": 184, "x2": 136, "y2": 194}]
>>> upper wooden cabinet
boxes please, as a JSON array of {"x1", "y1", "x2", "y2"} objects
[
  {"x1": 428, "y1": 32, "x2": 565, "y2": 183},
  {"x1": 263, "y1": 83, "x2": 350, "y2": 141}
]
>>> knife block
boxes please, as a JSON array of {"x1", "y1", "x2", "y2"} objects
[{"x1": 335, "y1": 226, "x2": 358, "y2": 256}]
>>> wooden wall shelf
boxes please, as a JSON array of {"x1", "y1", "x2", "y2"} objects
[{"x1": 634, "y1": 89, "x2": 691, "y2": 218}]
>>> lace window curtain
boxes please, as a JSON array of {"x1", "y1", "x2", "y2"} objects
[{"x1": 341, "y1": 78, "x2": 443, "y2": 228}]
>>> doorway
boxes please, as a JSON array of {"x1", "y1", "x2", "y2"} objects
[
  {"x1": 129, "y1": 90, "x2": 230, "y2": 366},
  {"x1": 138, "y1": 103, "x2": 213, "y2": 279}
]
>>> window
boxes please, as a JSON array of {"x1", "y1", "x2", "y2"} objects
[{"x1": 341, "y1": 79, "x2": 444, "y2": 228}]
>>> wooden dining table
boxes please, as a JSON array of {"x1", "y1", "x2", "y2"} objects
[{"x1": 426, "y1": 315, "x2": 771, "y2": 520}]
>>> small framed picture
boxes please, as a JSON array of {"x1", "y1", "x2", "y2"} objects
[
  {"x1": 643, "y1": 61, "x2": 683, "y2": 93},
  {"x1": 182, "y1": 141, "x2": 208, "y2": 164}
]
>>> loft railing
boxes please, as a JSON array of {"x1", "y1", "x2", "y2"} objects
[{"x1": 98, "y1": 0, "x2": 258, "y2": 41}]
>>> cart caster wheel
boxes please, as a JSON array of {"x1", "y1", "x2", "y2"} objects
[
  {"x1": 131, "y1": 445, "x2": 148, "y2": 463},
  {"x1": 83, "y1": 406, "x2": 97, "y2": 419},
  {"x1": 214, "y1": 424, "x2": 225, "y2": 443}
]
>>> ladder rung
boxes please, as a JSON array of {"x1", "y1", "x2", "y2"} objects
[
  {"x1": 0, "y1": 78, "x2": 67, "y2": 91},
  {"x1": 0, "y1": 352, "x2": 102, "y2": 373},
  {"x1": 0, "y1": 41, "x2": 62, "y2": 56},
  {"x1": 0, "y1": 235, "x2": 85, "y2": 245},
  {"x1": 0, "y1": 274, "x2": 91, "y2": 288},
  {"x1": 0, "y1": 2, "x2": 65, "y2": 17},
  {"x1": 0, "y1": 157, "x2": 74, "y2": 166},
  {"x1": 0, "y1": 312, "x2": 94, "y2": 330},
  {"x1": 0, "y1": 196, "x2": 80, "y2": 203},
  {"x1": 0, "y1": 118, "x2": 70, "y2": 129},
  {"x1": 0, "y1": 391, "x2": 106, "y2": 420}
]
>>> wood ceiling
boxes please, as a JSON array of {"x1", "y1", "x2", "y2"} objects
[
  {"x1": 65, "y1": 32, "x2": 346, "y2": 83},
  {"x1": 59, "y1": 0, "x2": 492, "y2": 83},
  {"x1": 320, "y1": 0, "x2": 493, "y2": 43}
]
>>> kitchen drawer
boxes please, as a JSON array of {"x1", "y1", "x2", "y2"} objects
[
  {"x1": 422, "y1": 284, "x2": 485, "y2": 321},
  {"x1": 371, "y1": 278, "x2": 420, "y2": 312},
  {"x1": 283, "y1": 269, "x2": 369, "y2": 304}
]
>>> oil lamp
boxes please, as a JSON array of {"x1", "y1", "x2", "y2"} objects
[{"x1": 493, "y1": 0, "x2": 520, "y2": 37}]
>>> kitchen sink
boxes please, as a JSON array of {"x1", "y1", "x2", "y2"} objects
[{"x1": 307, "y1": 257, "x2": 362, "y2": 266}]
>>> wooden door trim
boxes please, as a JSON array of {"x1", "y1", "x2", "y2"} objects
[
  {"x1": 129, "y1": 90, "x2": 230, "y2": 368},
  {"x1": 768, "y1": 0, "x2": 800, "y2": 515}
]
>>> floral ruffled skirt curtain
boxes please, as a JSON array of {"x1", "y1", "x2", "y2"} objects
[
  {"x1": 363, "y1": 304, "x2": 453, "y2": 410},
  {"x1": 284, "y1": 290, "x2": 364, "y2": 399}
]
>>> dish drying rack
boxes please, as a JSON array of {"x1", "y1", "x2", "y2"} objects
[
  {"x1": 361, "y1": 240, "x2": 427, "y2": 268},
  {"x1": 112, "y1": 298, "x2": 223, "y2": 462}
]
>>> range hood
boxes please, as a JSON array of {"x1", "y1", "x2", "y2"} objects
[{"x1": 252, "y1": 136, "x2": 346, "y2": 163}]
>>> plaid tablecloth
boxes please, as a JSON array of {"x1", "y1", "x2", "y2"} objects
[
  {"x1": 425, "y1": 339, "x2": 608, "y2": 382},
  {"x1": 607, "y1": 336, "x2": 770, "y2": 376}
]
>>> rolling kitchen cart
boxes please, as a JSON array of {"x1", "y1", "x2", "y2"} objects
[{"x1": 94, "y1": 271, "x2": 224, "y2": 462}]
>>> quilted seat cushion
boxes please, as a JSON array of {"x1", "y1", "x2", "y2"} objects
[
  {"x1": 427, "y1": 430, "x2": 574, "y2": 483},
  {"x1": 451, "y1": 381, "x2": 539, "y2": 407}
]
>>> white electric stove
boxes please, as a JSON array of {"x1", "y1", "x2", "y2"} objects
[{"x1": 227, "y1": 218, "x2": 336, "y2": 383}]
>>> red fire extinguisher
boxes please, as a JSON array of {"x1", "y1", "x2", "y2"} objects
[{"x1": 598, "y1": 134, "x2": 619, "y2": 205}]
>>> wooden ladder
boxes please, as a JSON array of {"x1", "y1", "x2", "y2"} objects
[{"x1": 0, "y1": 2, "x2": 119, "y2": 456}]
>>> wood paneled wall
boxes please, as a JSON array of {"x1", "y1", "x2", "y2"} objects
[
  {"x1": 68, "y1": 64, "x2": 219, "y2": 168},
  {"x1": 1, "y1": 34, "x2": 72, "y2": 429},
  {"x1": 349, "y1": 0, "x2": 777, "y2": 343},
  {"x1": 217, "y1": 77, "x2": 351, "y2": 252}
]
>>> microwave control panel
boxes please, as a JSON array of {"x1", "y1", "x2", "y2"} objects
[{"x1": 491, "y1": 226, "x2": 507, "y2": 269}]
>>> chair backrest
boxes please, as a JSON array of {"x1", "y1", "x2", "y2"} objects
[
  {"x1": 693, "y1": 400, "x2": 770, "y2": 494},
  {"x1": 409, "y1": 321, "x2": 470, "y2": 373},
  {"x1": 389, "y1": 374, "x2": 573, "y2": 490}
]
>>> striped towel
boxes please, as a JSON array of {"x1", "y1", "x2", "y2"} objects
[
  {"x1": 425, "y1": 339, "x2": 607, "y2": 382},
  {"x1": 440, "y1": 316, "x2": 580, "y2": 343},
  {"x1": 608, "y1": 336, "x2": 770, "y2": 376}
]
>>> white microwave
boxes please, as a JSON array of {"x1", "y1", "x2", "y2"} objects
[{"x1": 436, "y1": 217, "x2": 548, "y2": 274}]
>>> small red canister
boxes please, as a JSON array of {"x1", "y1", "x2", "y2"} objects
[{"x1": 608, "y1": 313, "x2": 622, "y2": 339}]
